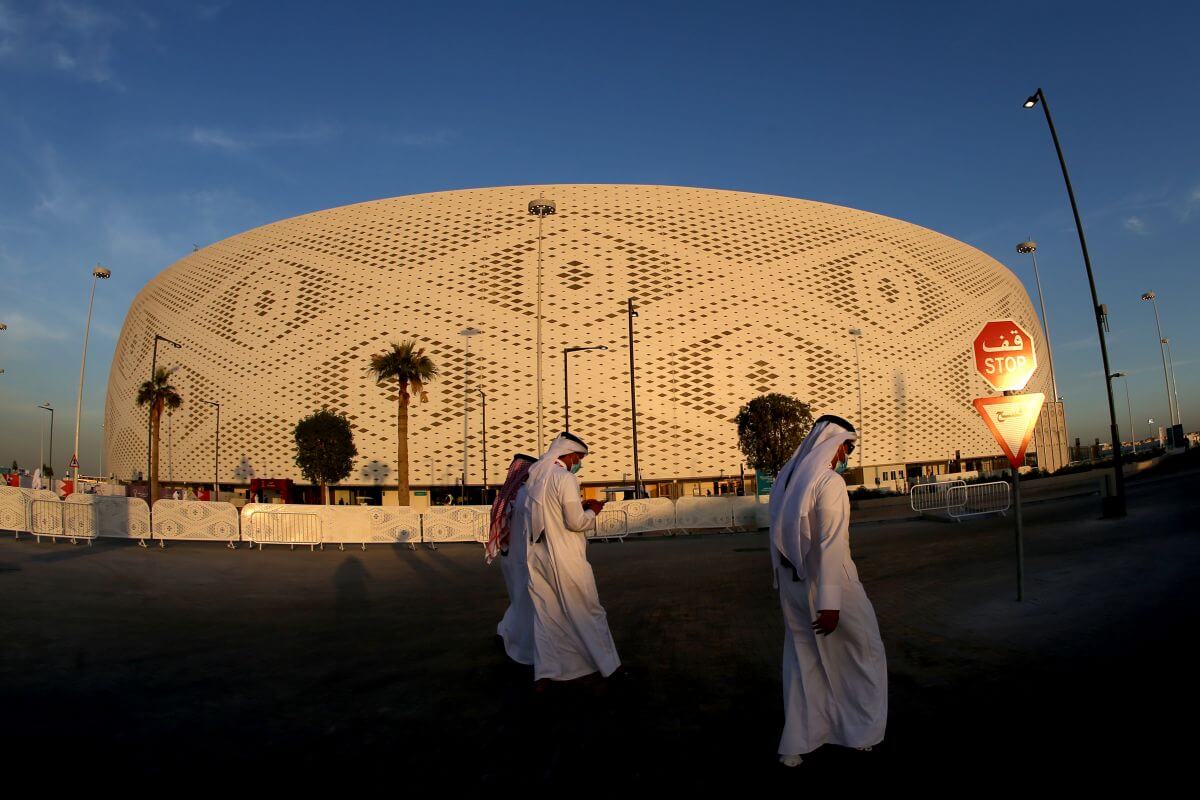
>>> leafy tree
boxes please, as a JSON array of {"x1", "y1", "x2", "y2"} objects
[
  {"x1": 734, "y1": 393, "x2": 814, "y2": 478},
  {"x1": 136, "y1": 366, "x2": 182, "y2": 505},
  {"x1": 294, "y1": 409, "x2": 357, "y2": 505},
  {"x1": 41, "y1": 464, "x2": 54, "y2": 478},
  {"x1": 367, "y1": 340, "x2": 437, "y2": 506}
]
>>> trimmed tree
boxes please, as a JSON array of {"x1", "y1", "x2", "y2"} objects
[
  {"x1": 367, "y1": 340, "x2": 437, "y2": 506},
  {"x1": 294, "y1": 409, "x2": 357, "y2": 505},
  {"x1": 734, "y1": 393, "x2": 814, "y2": 479},
  {"x1": 136, "y1": 366, "x2": 181, "y2": 505}
]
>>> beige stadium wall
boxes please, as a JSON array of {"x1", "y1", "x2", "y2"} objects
[{"x1": 102, "y1": 184, "x2": 1050, "y2": 486}]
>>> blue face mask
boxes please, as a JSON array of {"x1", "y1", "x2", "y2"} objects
[
  {"x1": 569, "y1": 461, "x2": 582, "y2": 475},
  {"x1": 834, "y1": 457, "x2": 849, "y2": 475}
]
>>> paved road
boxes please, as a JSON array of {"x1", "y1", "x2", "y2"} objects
[{"x1": 1, "y1": 460, "x2": 1196, "y2": 789}]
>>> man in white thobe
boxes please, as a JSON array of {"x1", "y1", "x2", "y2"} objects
[
  {"x1": 769, "y1": 414, "x2": 887, "y2": 766},
  {"x1": 523, "y1": 432, "x2": 621, "y2": 682},
  {"x1": 488, "y1": 452, "x2": 538, "y2": 665}
]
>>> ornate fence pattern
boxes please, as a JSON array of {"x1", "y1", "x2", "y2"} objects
[
  {"x1": 153, "y1": 499, "x2": 240, "y2": 542},
  {"x1": 3, "y1": 493, "x2": 785, "y2": 547}
]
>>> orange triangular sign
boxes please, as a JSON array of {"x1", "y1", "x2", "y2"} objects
[{"x1": 973, "y1": 393, "x2": 1045, "y2": 469}]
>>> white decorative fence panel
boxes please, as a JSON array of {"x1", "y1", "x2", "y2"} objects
[
  {"x1": 152, "y1": 500, "x2": 240, "y2": 541},
  {"x1": 674, "y1": 497, "x2": 734, "y2": 531},
  {"x1": 0, "y1": 487, "x2": 59, "y2": 533},
  {"x1": 604, "y1": 497, "x2": 677, "y2": 534},
  {"x1": 66, "y1": 495, "x2": 150, "y2": 540},
  {"x1": 755, "y1": 496, "x2": 771, "y2": 529},
  {"x1": 729, "y1": 496, "x2": 760, "y2": 529},
  {"x1": 421, "y1": 505, "x2": 490, "y2": 543}
]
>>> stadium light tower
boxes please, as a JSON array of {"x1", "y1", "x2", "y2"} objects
[
  {"x1": 1139, "y1": 292, "x2": 1179, "y2": 439},
  {"x1": 1015, "y1": 241, "x2": 1059, "y2": 401},
  {"x1": 73, "y1": 265, "x2": 111, "y2": 489},
  {"x1": 528, "y1": 197, "x2": 556, "y2": 453},
  {"x1": 1023, "y1": 87, "x2": 1124, "y2": 517}
]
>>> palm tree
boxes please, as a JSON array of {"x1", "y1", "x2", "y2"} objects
[
  {"x1": 136, "y1": 366, "x2": 182, "y2": 505},
  {"x1": 368, "y1": 340, "x2": 437, "y2": 506}
]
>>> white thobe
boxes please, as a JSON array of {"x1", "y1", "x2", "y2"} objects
[
  {"x1": 526, "y1": 466, "x2": 621, "y2": 681},
  {"x1": 777, "y1": 470, "x2": 887, "y2": 755},
  {"x1": 497, "y1": 485, "x2": 535, "y2": 665}
]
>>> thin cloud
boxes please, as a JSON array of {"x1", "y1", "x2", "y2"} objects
[
  {"x1": 0, "y1": 0, "x2": 141, "y2": 87},
  {"x1": 1123, "y1": 216, "x2": 1147, "y2": 235},
  {"x1": 390, "y1": 129, "x2": 460, "y2": 147},
  {"x1": 185, "y1": 123, "x2": 338, "y2": 152},
  {"x1": 0, "y1": 309, "x2": 72, "y2": 342}
]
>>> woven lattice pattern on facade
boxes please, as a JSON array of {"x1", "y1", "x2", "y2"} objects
[{"x1": 103, "y1": 185, "x2": 1047, "y2": 485}]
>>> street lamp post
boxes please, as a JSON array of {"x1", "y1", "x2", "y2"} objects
[
  {"x1": 72, "y1": 265, "x2": 111, "y2": 489},
  {"x1": 1015, "y1": 242, "x2": 1060, "y2": 401},
  {"x1": 477, "y1": 387, "x2": 488, "y2": 501},
  {"x1": 203, "y1": 400, "x2": 220, "y2": 500},
  {"x1": 1110, "y1": 373, "x2": 1136, "y2": 455},
  {"x1": 626, "y1": 298, "x2": 643, "y2": 499},
  {"x1": 1162, "y1": 337, "x2": 1182, "y2": 433},
  {"x1": 459, "y1": 326, "x2": 482, "y2": 503},
  {"x1": 1023, "y1": 87, "x2": 1125, "y2": 517},
  {"x1": 147, "y1": 334, "x2": 182, "y2": 501},
  {"x1": 39, "y1": 402, "x2": 54, "y2": 482},
  {"x1": 1139, "y1": 292, "x2": 1178, "y2": 442},
  {"x1": 528, "y1": 197, "x2": 556, "y2": 453},
  {"x1": 848, "y1": 328, "x2": 864, "y2": 471},
  {"x1": 563, "y1": 345, "x2": 608, "y2": 431}
]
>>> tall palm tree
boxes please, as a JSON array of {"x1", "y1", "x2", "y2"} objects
[
  {"x1": 368, "y1": 340, "x2": 437, "y2": 506},
  {"x1": 136, "y1": 366, "x2": 182, "y2": 505}
]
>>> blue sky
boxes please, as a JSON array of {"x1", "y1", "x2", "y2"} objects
[{"x1": 1, "y1": 0, "x2": 1197, "y2": 473}]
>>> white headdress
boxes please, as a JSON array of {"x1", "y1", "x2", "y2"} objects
[
  {"x1": 768, "y1": 416, "x2": 857, "y2": 582},
  {"x1": 522, "y1": 432, "x2": 589, "y2": 542}
]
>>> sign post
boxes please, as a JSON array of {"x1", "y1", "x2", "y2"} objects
[{"x1": 972, "y1": 320, "x2": 1042, "y2": 601}]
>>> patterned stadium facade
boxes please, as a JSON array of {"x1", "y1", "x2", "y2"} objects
[{"x1": 103, "y1": 184, "x2": 1049, "y2": 490}]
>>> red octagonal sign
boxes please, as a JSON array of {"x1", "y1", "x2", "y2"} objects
[{"x1": 973, "y1": 319, "x2": 1037, "y2": 392}]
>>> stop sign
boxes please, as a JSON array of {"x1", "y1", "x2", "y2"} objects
[{"x1": 973, "y1": 319, "x2": 1037, "y2": 391}]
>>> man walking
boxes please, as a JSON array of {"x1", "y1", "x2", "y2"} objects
[
  {"x1": 523, "y1": 432, "x2": 620, "y2": 682},
  {"x1": 487, "y1": 452, "x2": 539, "y2": 665},
  {"x1": 769, "y1": 414, "x2": 887, "y2": 766}
]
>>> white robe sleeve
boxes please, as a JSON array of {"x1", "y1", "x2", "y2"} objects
[
  {"x1": 813, "y1": 472, "x2": 851, "y2": 611},
  {"x1": 555, "y1": 470, "x2": 596, "y2": 533}
]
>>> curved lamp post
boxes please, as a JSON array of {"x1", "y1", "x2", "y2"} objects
[
  {"x1": 1023, "y1": 88, "x2": 1125, "y2": 517},
  {"x1": 72, "y1": 265, "x2": 111, "y2": 489}
]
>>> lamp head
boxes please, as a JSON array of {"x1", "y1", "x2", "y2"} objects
[
  {"x1": 93, "y1": 266, "x2": 111, "y2": 279},
  {"x1": 1110, "y1": 372, "x2": 1126, "y2": 379},
  {"x1": 848, "y1": 327, "x2": 862, "y2": 337},
  {"x1": 1023, "y1": 93, "x2": 1039, "y2": 109},
  {"x1": 528, "y1": 199, "x2": 556, "y2": 217},
  {"x1": 1140, "y1": 291, "x2": 1156, "y2": 301},
  {"x1": 1016, "y1": 241, "x2": 1037, "y2": 254}
]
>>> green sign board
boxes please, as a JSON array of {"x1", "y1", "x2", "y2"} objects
[
  {"x1": 755, "y1": 472, "x2": 775, "y2": 495},
  {"x1": 414, "y1": 490, "x2": 428, "y2": 497}
]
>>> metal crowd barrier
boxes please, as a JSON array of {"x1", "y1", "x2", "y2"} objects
[
  {"x1": 29, "y1": 499, "x2": 96, "y2": 545},
  {"x1": 911, "y1": 480, "x2": 967, "y2": 514},
  {"x1": 946, "y1": 481, "x2": 1011, "y2": 521},
  {"x1": 245, "y1": 510, "x2": 322, "y2": 550}
]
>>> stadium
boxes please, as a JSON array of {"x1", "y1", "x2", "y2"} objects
[{"x1": 102, "y1": 184, "x2": 1053, "y2": 505}]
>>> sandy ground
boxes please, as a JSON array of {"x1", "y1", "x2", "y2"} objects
[{"x1": 2, "y1": 458, "x2": 1197, "y2": 789}]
